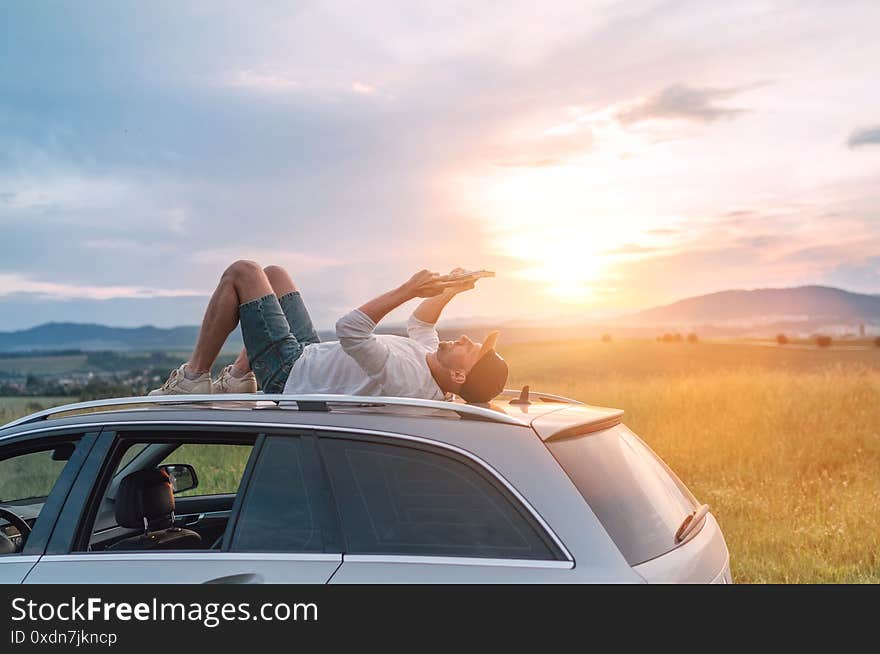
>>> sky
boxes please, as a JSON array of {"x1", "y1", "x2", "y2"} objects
[{"x1": 1, "y1": 0, "x2": 879, "y2": 331}]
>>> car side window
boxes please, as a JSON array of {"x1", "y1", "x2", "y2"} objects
[
  {"x1": 0, "y1": 449, "x2": 69, "y2": 504},
  {"x1": 158, "y1": 443, "x2": 252, "y2": 497},
  {"x1": 229, "y1": 436, "x2": 325, "y2": 553},
  {"x1": 0, "y1": 440, "x2": 81, "y2": 556},
  {"x1": 78, "y1": 436, "x2": 256, "y2": 553},
  {"x1": 319, "y1": 436, "x2": 560, "y2": 560}
]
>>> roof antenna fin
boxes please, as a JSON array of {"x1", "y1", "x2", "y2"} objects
[{"x1": 510, "y1": 385, "x2": 531, "y2": 405}]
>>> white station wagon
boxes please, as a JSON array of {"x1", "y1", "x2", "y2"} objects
[{"x1": 0, "y1": 388, "x2": 731, "y2": 584}]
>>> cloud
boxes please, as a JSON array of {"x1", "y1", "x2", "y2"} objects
[
  {"x1": 847, "y1": 125, "x2": 880, "y2": 148},
  {"x1": 351, "y1": 81, "x2": 376, "y2": 95},
  {"x1": 512, "y1": 81, "x2": 755, "y2": 168},
  {"x1": 492, "y1": 121, "x2": 596, "y2": 167},
  {"x1": 224, "y1": 69, "x2": 300, "y2": 93},
  {"x1": 822, "y1": 256, "x2": 880, "y2": 293},
  {"x1": 191, "y1": 248, "x2": 343, "y2": 271},
  {"x1": 1, "y1": 3, "x2": 879, "y2": 328},
  {"x1": 0, "y1": 175, "x2": 130, "y2": 213},
  {"x1": 494, "y1": 158, "x2": 563, "y2": 168},
  {"x1": 0, "y1": 273, "x2": 205, "y2": 301},
  {"x1": 603, "y1": 243, "x2": 660, "y2": 257},
  {"x1": 617, "y1": 83, "x2": 751, "y2": 125}
]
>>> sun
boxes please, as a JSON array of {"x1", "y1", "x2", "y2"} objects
[
  {"x1": 499, "y1": 230, "x2": 605, "y2": 302},
  {"x1": 462, "y1": 164, "x2": 653, "y2": 304}
]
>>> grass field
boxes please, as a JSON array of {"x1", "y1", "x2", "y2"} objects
[
  {"x1": 0, "y1": 396, "x2": 72, "y2": 426},
  {"x1": 0, "y1": 355, "x2": 88, "y2": 375},
  {"x1": 1, "y1": 340, "x2": 878, "y2": 582},
  {"x1": 502, "y1": 339, "x2": 880, "y2": 583}
]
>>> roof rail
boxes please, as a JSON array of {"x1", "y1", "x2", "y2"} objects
[
  {"x1": 1, "y1": 394, "x2": 528, "y2": 431},
  {"x1": 499, "y1": 388, "x2": 584, "y2": 405}
]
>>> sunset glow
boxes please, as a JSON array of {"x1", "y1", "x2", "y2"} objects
[
  {"x1": 1, "y1": 2, "x2": 879, "y2": 329},
  {"x1": 460, "y1": 154, "x2": 677, "y2": 305}
]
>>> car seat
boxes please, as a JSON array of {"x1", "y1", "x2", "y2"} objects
[{"x1": 108, "y1": 468, "x2": 202, "y2": 551}]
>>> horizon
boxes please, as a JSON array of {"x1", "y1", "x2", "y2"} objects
[
  {"x1": 2, "y1": 282, "x2": 879, "y2": 334},
  {"x1": 2, "y1": 2, "x2": 880, "y2": 331}
]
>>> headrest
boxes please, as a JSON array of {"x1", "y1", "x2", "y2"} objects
[{"x1": 115, "y1": 468, "x2": 175, "y2": 529}]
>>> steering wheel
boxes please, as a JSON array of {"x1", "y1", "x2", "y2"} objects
[{"x1": 0, "y1": 507, "x2": 32, "y2": 553}]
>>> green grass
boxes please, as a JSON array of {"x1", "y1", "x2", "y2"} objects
[
  {"x1": 0, "y1": 355, "x2": 88, "y2": 375},
  {"x1": 501, "y1": 340, "x2": 880, "y2": 583},
  {"x1": 0, "y1": 397, "x2": 89, "y2": 501},
  {"x1": 0, "y1": 449, "x2": 68, "y2": 503},
  {"x1": 0, "y1": 396, "x2": 72, "y2": 426},
  {"x1": 160, "y1": 443, "x2": 252, "y2": 497}
]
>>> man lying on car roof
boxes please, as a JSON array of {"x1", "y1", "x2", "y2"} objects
[{"x1": 149, "y1": 263, "x2": 508, "y2": 404}]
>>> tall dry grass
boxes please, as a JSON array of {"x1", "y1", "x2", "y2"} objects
[
  {"x1": 503, "y1": 341, "x2": 880, "y2": 583},
  {"x1": 2, "y1": 341, "x2": 878, "y2": 582}
]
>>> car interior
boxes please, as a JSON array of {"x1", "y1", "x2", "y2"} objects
[
  {"x1": 0, "y1": 441, "x2": 77, "y2": 555},
  {"x1": 84, "y1": 439, "x2": 254, "y2": 552},
  {"x1": 0, "y1": 505, "x2": 35, "y2": 555}
]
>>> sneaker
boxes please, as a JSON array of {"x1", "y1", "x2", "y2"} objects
[
  {"x1": 212, "y1": 365, "x2": 258, "y2": 394},
  {"x1": 148, "y1": 364, "x2": 213, "y2": 396}
]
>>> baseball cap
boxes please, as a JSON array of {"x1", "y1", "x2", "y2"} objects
[{"x1": 458, "y1": 331, "x2": 509, "y2": 404}]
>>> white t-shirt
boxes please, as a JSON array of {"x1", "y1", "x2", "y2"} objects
[{"x1": 281, "y1": 309, "x2": 445, "y2": 400}]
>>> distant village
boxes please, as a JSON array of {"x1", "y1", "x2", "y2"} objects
[
  {"x1": 0, "y1": 351, "x2": 237, "y2": 400},
  {"x1": 2, "y1": 325, "x2": 878, "y2": 401}
]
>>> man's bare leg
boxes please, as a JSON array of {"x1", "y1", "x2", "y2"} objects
[
  {"x1": 186, "y1": 260, "x2": 276, "y2": 375},
  {"x1": 229, "y1": 264, "x2": 299, "y2": 374}
]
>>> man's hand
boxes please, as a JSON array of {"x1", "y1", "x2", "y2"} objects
[
  {"x1": 439, "y1": 267, "x2": 477, "y2": 297},
  {"x1": 402, "y1": 269, "x2": 459, "y2": 298},
  {"x1": 411, "y1": 267, "x2": 483, "y2": 325},
  {"x1": 357, "y1": 267, "x2": 486, "y2": 326}
]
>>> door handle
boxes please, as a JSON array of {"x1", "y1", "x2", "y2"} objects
[
  {"x1": 178, "y1": 513, "x2": 203, "y2": 526},
  {"x1": 204, "y1": 573, "x2": 264, "y2": 584}
]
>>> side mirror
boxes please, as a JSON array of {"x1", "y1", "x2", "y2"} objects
[
  {"x1": 158, "y1": 464, "x2": 199, "y2": 494},
  {"x1": 51, "y1": 443, "x2": 76, "y2": 461}
]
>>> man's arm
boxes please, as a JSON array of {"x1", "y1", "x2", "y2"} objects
[
  {"x1": 412, "y1": 267, "x2": 475, "y2": 324},
  {"x1": 357, "y1": 269, "x2": 450, "y2": 324},
  {"x1": 412, "y1": 292, "x2": 455, "y2": 325},
  {"x1": 336, "y1": 270, "x2": 455, "y2": 379},
  {"x1": 408, "y1": 268, "x2": 477, "y2": 349}
]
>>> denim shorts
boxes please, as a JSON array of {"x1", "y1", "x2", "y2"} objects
[{"x1": 238, "y1": 291, "x2": 321, "y2": 394}]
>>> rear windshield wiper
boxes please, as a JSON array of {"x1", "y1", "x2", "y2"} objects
[{"x1": 675, "y1": 504, "x2": 710, "y2": 543}]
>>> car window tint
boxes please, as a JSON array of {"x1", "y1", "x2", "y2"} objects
[
  {"x1": 81, "y1": 438, "x2": 255, "y2": 553},
  {"x1": 115, "y1": 444, "x2": 149, "y2": 476},
  {"x1": 547, "y1": 424, "x2": 696, "y2": 565},
  {"x1": 159, "y1": 443, "x2": 252, "y2": 497},
  {"x1": 230, "y1": 436, "x2": 324, "y2": 553},
  {"x1": 0, "y1": 443, "x2": 79, "y2": 556},
  {"x1": 0, "y1": 449, "x2": 69, "y2": 504},
  {"x1": 321, "y1": 438, "x2": 557, "y2": 560}
]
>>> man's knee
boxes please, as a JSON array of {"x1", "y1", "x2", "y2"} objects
[
  {"x1": 224, "y1": 259, "x2": 263, "y2": 283},
  {"x1": 263, "y1": 265, "x2": 297, "y2": 292}
]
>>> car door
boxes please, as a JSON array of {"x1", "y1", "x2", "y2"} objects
[
  {"x1": 0, "y1": 430, "x2": 98, "y2": 584},
  {"x1": 212, "y1": 432, "x2": 342, "y2": 583},
  {"x1": 318, "y1": 431, "x2": 575, "y2": 583},
  {"x1": 25, "y1": 427, "x2": 341, "y2": 584}
]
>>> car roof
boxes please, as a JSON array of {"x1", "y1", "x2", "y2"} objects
[{"x1": 0, "y1": 389, "x2": 624, "y2": 443}]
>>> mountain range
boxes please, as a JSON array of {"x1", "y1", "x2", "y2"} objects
[
  {"x1": 0, "y1": 285, "x2": 877, "y2": 352},
  {"x1": 626, "y1": 285, "x2": 880, "y2": 332}
]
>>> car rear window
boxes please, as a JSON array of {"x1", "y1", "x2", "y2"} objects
[{"x1": 546, "y1": 425, "x2": 696, "y2": 565}]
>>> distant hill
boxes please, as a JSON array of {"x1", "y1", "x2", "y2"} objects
[
  {"x1": 629, "y1": 286, "x2": 880, "y2": 331},
  {"x1": 0, "y1": 322, "x2": 244, "y2": 353},
  {"x1": 2, "y1": 285, "x2": 878, "y2": 352}
]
